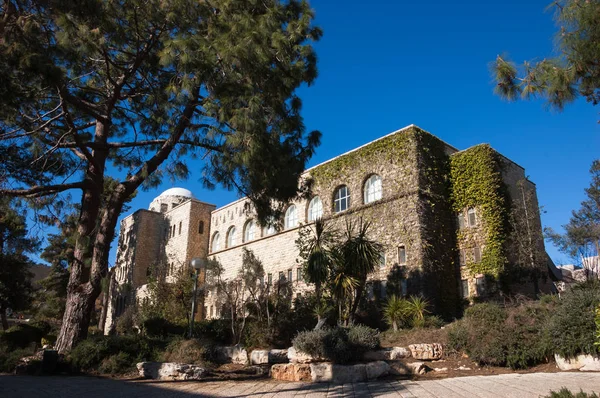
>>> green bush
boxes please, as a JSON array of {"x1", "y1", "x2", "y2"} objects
[
  {"x1": 292, "y1": 325, "x2": 380, "y2": 364},
  {"x1": 69, "y1": 335, "x2": 165, "y2": 373},
  {"x1": 99, "y1": 352, "x2": 134, "y2": 374},
  {"x1": 545, "y1": 388, "x2": 599, "y2": 398},
  {"x1": 142, "y1": 316, "x2": 186, "y2": 338},
  {"x1": 161, "y1": 338, "x2": 217, "y2": 366},
  {"x1": 0, "y1": 323, "x2": 50, "y2": 350},
  {"x1": 194, "y1": 319, "x2": 231, "y2": 344},
  {"x1": 423, "y1": 315, "x2": 445, "y2": 329},
  {"x1": 242, "y1": 321, "x2": 274, "y2": 350},
  {"x1": 0, "y1": 347, "x2": 36, "y2": 373},
  {"x1": 548, "y1": 281, "x2": 600, "y2": 358},
  {"x1": 448, "y1": 301, "x2": 554, "y2": 369}
]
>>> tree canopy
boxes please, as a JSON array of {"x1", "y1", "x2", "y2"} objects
[
  {"x1": 492, "y1": 0, "x2": 600, "y2": 116},
  {"x1": 0, "y1": 0, "x2": 322, "y2": 352}
]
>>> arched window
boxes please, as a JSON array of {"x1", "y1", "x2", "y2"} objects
[
  {"x1": 334, "y1": 185, "x2": 350, "y2": 213},
  {"x1": 364, "y1": 174, "x2": 382, "y2": 204},
  {"x1": 467, "y1": 207, "x2": 477, "y2": 227},
  {"x1": 211, "y1": 232, "x2": 221, "y2": 252},
  {"x1": 263, "y1": 224, "x2": 276, "y2": 237},
  {"x1": 307, "y1": 196, "x2": 323, "y2": 222},
  {"x1": 244, "y1": 220, "x2": 256, "y2": 242},
  {"x1": 226, "y1": 227, "x2": 237, "y2": 248},
  {"x1": 284, "y1": 205, "x2": 298, "y2": 229}
]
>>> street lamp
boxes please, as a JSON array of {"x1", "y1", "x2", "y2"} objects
[{"x1": 189, "y1": 257, "x2": 206, "y2": 338}]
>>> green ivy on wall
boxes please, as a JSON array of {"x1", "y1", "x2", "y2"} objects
[
  {"x1": 450, "y1": 144, "x2": 511, "y2": 278},
  {"x1": 309, "y1": 127, "x2": 413, "y2": 186}
]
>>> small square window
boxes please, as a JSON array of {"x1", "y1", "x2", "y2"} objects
[
  {"x1": 458, "y1": 213, "x2": 466, "y2": 229},
  {"x1": 476, "y1": 277, "x2": 485, "y2": 296},
  {"x1": 398, "y1": 245, "x2": 407, "y2": 265},
  {"x1": 279, "y1": 271, "x2": 285, "y2": 281},
  {"x1": 459, "y1": 249, "x2": 466, "y2": 266}
]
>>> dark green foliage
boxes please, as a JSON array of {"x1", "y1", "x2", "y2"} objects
[
  {"x1": 423, "y1": 315, "x2": 445, "y2": 329},
  {"x1": 493, "y1": 1, "x2": 600, "y2": 117},
  {"x1": 193, "y1": 319, "x2": 232, "y2": 345},
  {"x1": 292, "y1": 325, "x2": 380, "y2": 364},
  {"x1": 0, "y1": 347, "x2": 36, "y2": 373},
  {"x1": 545, "y1": 389, "x2": 599, "y2": 398},
  {"x1": 448, "y1": 301, "x2": 554, "y2": 369},
  {"x1": 68, "y1": 334, "x2": 165, "y2": 372},
  {"x1": 142, "y1": 316, "x2": 186, "y2": 338},
  {"x1": 161, "y1": 338, "x2": 217, "y2": 366},
  {"x1": 98, "y1": 352, "x2": 134, "y2": 375},
  {"x1": 0, "y1": 322, "x2": 50, "y2": 350},
  {"x1": 548, "y1": 281, "x2": 600, "y2": 358}
]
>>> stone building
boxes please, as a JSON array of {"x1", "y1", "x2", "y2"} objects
[{"x1": 104, "y1": 125, "x2": 558, "y2": 333}]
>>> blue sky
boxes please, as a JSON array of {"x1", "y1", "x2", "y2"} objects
[{"x1": 107, "y1": 0, "x2": 598, "y2": 265}]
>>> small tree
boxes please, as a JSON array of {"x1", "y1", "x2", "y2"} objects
[
  {"x1": 382, "y1": 295, "x2": 407, "y2": 332},
  {"x1": 546, "y1": 160, "x2": 600, "y2": 278}
]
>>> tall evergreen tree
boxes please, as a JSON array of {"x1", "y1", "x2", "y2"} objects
[
  {"x1": 0, "y1": 198, "x2": 37, "y2": 330},
  {"x1": 492, "y1": 0, "x2": 600, "y2": 118},
  {"x1": 0, "y1": 0, "x2": 322, "y2": 352}
]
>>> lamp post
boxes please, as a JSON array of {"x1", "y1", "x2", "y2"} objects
[{"x1": 189, "y1": 257, "x2": 206, "y2": 338}]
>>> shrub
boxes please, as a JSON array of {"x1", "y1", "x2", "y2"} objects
[
  {"x1": 0, "y1": 347, "x2": 36, "y2": 373},
  {"x1": 69, "y1": 335, "x2": 164, "y2": 373},
  {"x1": 161, "y1": 338, "x2": 217, "y2": 366},
  {"x1": 548, "y1": 281, "x2": 600, "y2": 358},
  {"x1": 242, "y1": 321, "x2": 274, "y2": 350},
  {"x1": 99, "y1": 352, "x2": 134, "y2": 374},
  {"x1": 142, "y1": 316, "x2": 185, "y2": 338},
  {"x1": 447, "y1": 301, "x2": 554, "y2": 369},
  {"x1": 423, "y1": 315, "x2": 445, "y2": 329},
  {"x1": 545, "y1": 388, "x2": 599, "y2": 398},
  {"x1": 194, "y1": 319, "x2": 231, "y2": 344},
  {"x1": 292, "y1": 325, "x2": 380, "y2": 364},
  {"x1": 0, "y1": 323, "x2": 50, "y2": 350}
]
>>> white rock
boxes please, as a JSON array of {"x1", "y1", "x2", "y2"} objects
[
  {"x1": 216, "y1": 345, "x2": 249, "y2": 365},
  {"x1": 408, "y1": 343, "x2": 444, "y2": 360},
  {"x1": 288, "y1": 347, "x2": 324, "y2": 364},
  {"x1": 310, "y1": 362, "x2": 333, "y2": 382},
  {"x1": 269, "y1": 349, "x2": 289, "y2": 364},
  {"x1": 433, "y1": 367, "x2": 448, "y2": 372},
  {"x1": 365, "y1": 361, "x2": 390, "y2": 380},
  {"x1": 363, "y1": 347, "x2": 411, "y2": 361},
  {"x1": 250, "y1": 350, "x2": 269, "y2": 365},
  {"x1": 136, "y1": 362, "x2": 207, "y2": 380},
  {"x1": 407, "y1": 362, "x2": 428, "y2": 375},
  {"x1": 555, "y1": 354, "x2": 600, "y2": 372},
  {"x1": 456, "y1": 366, "x2": 471, "y2": 371}
]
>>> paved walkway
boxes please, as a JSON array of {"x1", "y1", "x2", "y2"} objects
[{"x1": 2, "y1": 372, "x2": 600, "y2": 397}]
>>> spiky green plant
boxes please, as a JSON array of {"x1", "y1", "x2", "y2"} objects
[
  {"x1": 406, "y1": 296, "x2": 430, "y2": 328},
  {"x1": 382, "y1": 295, "x2": 409, "y2": 332}
]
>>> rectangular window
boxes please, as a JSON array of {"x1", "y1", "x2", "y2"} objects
[
  {"x1": 179, "y1": 221, "x2": 182, "y2": 235},
  {"x1": 279, "y1": 271, "x2": 285, "y2": 281},
  {"x1": 473, "y1": 247, "x2": 481, "y2": 263},
  {"x1": 288, "y1": 269, "x2": 293, "y2": 282},
  {"x1": 468, "y1": 208, "x2": 477, "y2": 227},
  {"x1": 458, "y1": 213, "x2": 465, "y2": 229},
  {"x1": 461, "y1": 279, "x2": 469, "y2": 298},
  {"x1": 199, "y1": 221, "x2": 204, "y2": 234},
  {"x1": 268, "y1": 273, "x2": 272, "y2": 285},
  {"x1": 379, "y1": 252, "x2": 386, "y2": 268},
  {"x1": 476, "y1": 277, "x2": 485, "y2": 296},
  {"x1": 297, "y1": 268, "x2": 302, "y2": 282},
  {"x1": 398, "y1": 245, "x2": 407, "y2": 265},
  {"x1": 459, "y1": 249, "x2": 466, "y2": 266}
]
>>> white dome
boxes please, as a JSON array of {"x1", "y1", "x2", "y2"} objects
[{"x1": 158, "y1": 187, "x2": 194, "y2": 199}]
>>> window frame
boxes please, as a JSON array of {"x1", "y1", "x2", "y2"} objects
[
  {"x1": 307, "y1": 196, "x2": 323, "y2": 222},
  {"x1": 284, "y1": 205, "x2": 298, "y2": 229},
  {"x1": 398, "y1": 245, "x2": 407, "y2": 265},
  {"x1": 244, "y1": 220, "x2": 256, "y2": 242},
  {"x1": 334, "y1": 185, "x2": 350, "y2": 213},
  {"x1": 364, "y1": 174, "x2": 383, "y2": 204},
  {"x1": 468, "y1": 207, "x2": 477, "y2": 227},
  {"x1": 226, "y1": 226, "x2": 237, "y2": 248},
  {"x1": 211, "y1": 232, "x2": 221, "y2": 252}
]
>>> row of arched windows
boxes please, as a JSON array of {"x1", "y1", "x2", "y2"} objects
[{"x1": 210, "y1": 174, "x2": 384, "y2": 252}]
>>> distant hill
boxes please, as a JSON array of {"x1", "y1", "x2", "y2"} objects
[{"x1": 29, "y1": 263, "x2": 52, "y2": 284}]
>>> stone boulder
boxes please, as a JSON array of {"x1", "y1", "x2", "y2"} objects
[
  {"x1": 309, "y1": 361, "x2": 390, "y2": 383},
  {"x1": 250, "y1": 350, "x2": 269, "y2": 365},
  {"x1": 408, "y1": 343, "x2": 443, "y2": 360},
  {"x1": 215, "y1": 345, "x2": 249, "y2": 365},
  {"x1": 363, "y1": 347, "x2": 411, "y2": 361},
  {"x1": 389, "y1": 361, "x2": 429, "y2": 376},
  {"x1": 555, "y1": 354, "x2": 600, "y2": 371},
  {"x1": 269, "y1": 349, "x2": 289, "y2": 364},
  {"x1": 137, "y1": 362, "x2": 207, "y2": 380},
  {"x1": 271, "y1": 363, "x2": 311, "y2": 382},
  {"x1": 287, "y1": 347, "x2": 324, "y2": 364}
]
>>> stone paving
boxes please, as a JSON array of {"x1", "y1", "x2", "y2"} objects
[{"x1": 2, "y1": 372, "x2": 600, "y2": 397}]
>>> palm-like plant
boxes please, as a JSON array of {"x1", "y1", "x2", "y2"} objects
[
  {"x1": 382, "y1": 295, "x2": 408, "y2": 332},
  {"x1": 331, "y1": 268, "x2": 359, "y2": 326},
  {"x1": 298, "y1": 218, "x2": 337, "y2": 303},
  {"x1": 341, "y1": 218, "x2": 383, "y2": 321},
  {"x1": 405, "y1": 295, "x2": 430, "y2": 328}
]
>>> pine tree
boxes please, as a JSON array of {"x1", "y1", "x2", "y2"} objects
[
  {"x1": 0, "y1": 0, "x2": 322, "y2": 352},
  {"x1": 492, "y1": 0, "x2": 600, "y2": 118}
]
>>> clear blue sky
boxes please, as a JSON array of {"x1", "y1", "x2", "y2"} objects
[{"x1": 108, "y1": 0, "x2": 598, "y2": 266}]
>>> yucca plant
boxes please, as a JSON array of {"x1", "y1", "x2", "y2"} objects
[
  {"x1": 405, "y1": 295, "x2": 430, "y2": 328},
  {"x1": 382, "y1": 295, "x2": 408, "y2": 331}
]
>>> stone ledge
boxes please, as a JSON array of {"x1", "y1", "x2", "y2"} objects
[
  {"x1": 272, "y1": 361, "x2": 390, "y2": 383},
  {"x1": 250, "y1": 349, "x2": 289, "y2": 365},
  {"x1": 408, "y1": 343, "x2": 443, "y2": 360},
  {"x1": 137, "y1": 362, "x2": 207, "y2": 380},
  {"x1": 363, "y1": 347, "x2": 411, "y2": 361},
  {"x1": 215, "y1": 345, "x2": 249, "y2": 365},
  {"x1": 555, "y1": 354, "x2": 600, "y2": 371}
]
